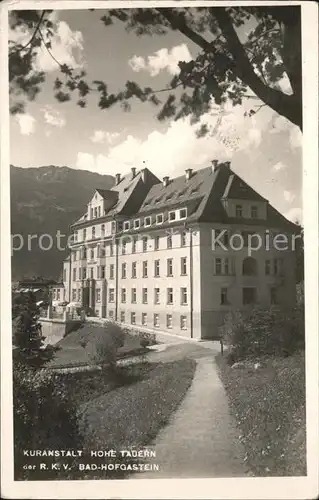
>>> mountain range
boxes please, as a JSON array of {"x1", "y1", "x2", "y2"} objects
[{"x1": 10, "y1": 165, "x2": 114, "y2": 281}]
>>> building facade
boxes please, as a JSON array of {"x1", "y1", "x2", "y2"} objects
[{"x1": 53, "y1": 161, "x2": 297, "y2": 340}]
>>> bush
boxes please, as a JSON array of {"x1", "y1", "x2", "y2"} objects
[
  {"x1": 13, "y1": 363, "x2": 83, "y2": 479},
  {"x1": 221, "y1": 305, "x2": 305, "y2": 361},
  {"x1": 89, "y1": 321, "x2": 125, "y2": 369},
  {"x1": 137, "y1": 331, "x2": 157, "y2": 348}
]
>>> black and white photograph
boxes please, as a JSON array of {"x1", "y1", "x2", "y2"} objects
[{"x1": 1, "y1": 1, "x2": 318, "y2": 499}]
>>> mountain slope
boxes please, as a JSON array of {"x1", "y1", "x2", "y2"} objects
[{"x1": 10, "y1": 165, "x2": 114, "y2": 281}]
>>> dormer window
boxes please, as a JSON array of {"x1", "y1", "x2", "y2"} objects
[
  {"x1": 134, "y1": 219, "x2": 140, "y2": 229},
  {"x1": 179, "y1": 208, "x2": 187, "y2": 220},
  {"x1": 94, "y1": 207, "x2": 98, "y2": 218},
  {"x1": 118, "y1": 221, "x2": 123, "y2": 232},
  {"x1": 98, "y1": 206, "x2": 101, "y2": 218},
  {"x1": 236, "y1": 205, "x2": 243, "y2": 218},
  {"x1": 168, "y1": 211, "x2": 176, "y2": 222},
  {"x1": 90, "y1": 208, "x2": 93, "y2": 219},
  {"x1": 251, "y1": 206, "x2": 258, "y2": 219},
  {"x1": 144, "y1": 216, "x2": 152, "y2": 227},
  {"x1": 156, "y1": 214, "x2": 163, "y2": 225},
  {"x1": 123, "y1": 221, "x2": 130, "y2": 231}
]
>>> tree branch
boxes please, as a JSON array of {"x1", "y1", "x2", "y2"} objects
[
  {"x1": 14, "y1": 11, "x2": 47, "y2": 52},
  {"x1": 158, "y1": 8, "x2": 212, "y2": 51},
  {"x1": 212, "y1": 8, "x2": 301, "y2": 129}
]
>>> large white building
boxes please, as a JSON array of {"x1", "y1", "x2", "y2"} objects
[{"x1": 52, "y1": 161, "x2": 297, "y2": 340}]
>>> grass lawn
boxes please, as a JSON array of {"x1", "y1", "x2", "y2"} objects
[
  {"x1": 34, "y1": 357, "x2": 196, "y2": 480},
  {"x1": 216, "y1": 351, "x2": 306, "y2": 476}
]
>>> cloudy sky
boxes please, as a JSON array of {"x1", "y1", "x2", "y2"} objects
[{"x1": 9, "y1": 8, "x2": 302, "y2": 223}]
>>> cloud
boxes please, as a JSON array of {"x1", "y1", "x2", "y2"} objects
[
  {"x1": 15, "y1": 113, "x2": 36, "y2": 135},
  {"x1": 90, "y1": 130, "x2": 120, "y2": 144},
  {"x1": 283, "y1": 190, "x2": 295, "y2": 203},
  {"x1": 10, "y1": 13, "x2": 84, "y2": 74},
  {"x1": 284, "y1": 207, "x2": 303, "y2": 224},
  {"x1": 76, "y1": 99, "x2": 271, "y2": 178},
  {"x1": 273, "y1": 161, "x2": 287, "y2": 172},
  {"x1": 128, "y1": 43, "x2": 192, "y2": 77},
  {"x1": 42, "y1": 106, "x2": 66, "y2": 127},
  {"x1": 128, "y1": 55, "x2": 146, "y2": 72}
]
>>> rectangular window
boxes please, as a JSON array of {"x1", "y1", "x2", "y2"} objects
[
  {"x1": 154, "y1": 235, "x2": 160, "y2": 250},
  {"x1": 243, "y1": 287, "x2": 257, "y2": 305},
  {"x1": 77, "y1": 289, "x2": 82, "y2": 302},
  {"x1": 181, "y1": 231, "x2": 187, "y2": 247},
  {"x1": 122, "y1": 240, "x2": 126, "y2": 255},
  {"x1": 100, "y1": 246, "x2": 106, "y2": 257},
  {"x1": 142, "y1": 261, "x2": 148, "y2": 278},
  {"x1": 120, "y1": 311, "x2": 125, "y2": 323},
  {"x1": 111, "y1": 221, "x2": 116, "y2": 234},
  {"x1": 181, "y1": 257, "x2": 187, "y2": 275},
  {"x1": 142, "y1": 237, "x2": 148, "y2": 252},
  {"x1": 134, "y1": 219, "x2": 140, "y2": 229},
  {"x1": 109, "y1": 310, "x2": 114, "y2": 320},
  {"x1": 144, "y1": 216, "x2": 151, "y2": 227},
  {"x1": 83, "y1": 228, "x2": 87, "y2": 240},
  {"x1": 90, "y1": 248, "x2": 94, "y2": 260},
  {"x1": 73, "y1": 268, "x2": 76, "y2": 281},
  {"x1": 154, "y1": 260, "x2": 160, "y2": 277},
  {"x1": 109, "y1": 264, "x2": 114, "y2": 279},
  {"x1": 156, "y1": 214, "x2": 163, "y2": 225},
  {"x1": 90, "y1": 268, "x2": 94, "y2": 279},
  {"x1": 96, "y1": 288, "x2": 101, "y2": 302},
  {"x1": 273, "y1": 258, "x2": 283, "y2": 275},
  {"x1": 224, "y1": 258, "x2": 229, "y2": 275},
  {"x1": 92, "y1": 227, "x2": 95, "y2": 239},
  {"x1": 168, "y1": 211, "x2": 176, "y2": 222},
  {"x1": 154, "y1": 313, "x2": 159, "y2": 328},
  {"x1": 221, "y1": 287, "x2": 228, "y2": 305},
  {"x1": 167, "y1": 258, "x2": 173, "y2": 276},
  {"x1": 235, "y1": 205, "x2": 243, "y2": 217},
  {"x1": 72, "y1": 289, "x2": 76, "y2": 301},
  {"x1": 131, "y1": 261, "x2": 137, "y2": 279},
  {"x1": 82, "y1": 267, "x2": 87, "y2": 280},
  {"x1": 131, "y1": 312, "x2": 136, "y2": 325},
  {"x1": 118, "y1": 221, "x2": 123, "y2": 232},
  {"x1": 101, "y1": 224, "x2": 105, "y2": 236},
  {"x1": 78, "y1": 268, "x2": 81, "y2": 280},
  {"x1": 181, "y1": 287, "x2": 188, "y2": 305},
  {"x1": 57, "y1": 289, "x2": 60, "y2": 300},
  {"x1": 132, "y1": 237, "x2": 137, "y2": 254},
  {"x1": 109, "y1": 288, "x2": 115, "y2": 303},
  {"x1": 121, "y1": 288, "x2": 126, "y2": 303},
  {"x1": 180, "y1": 315, "x2": 187, "y2": 330},
  {"x1": 167, "y1": 235, "x2": 172, "y2": 249},
  {"x1": 63, "y1": 269, "x2": 67, "y2": 282},
  {"x1": 265, "y1": 259, "x2": 271, "y2": 276},
  {"x1": 142, "y1": 313, "x2": 147, "y2": 326},
  {"x1": 251, "y1": 206, "x2": 258, "y2": 219},
  {"x1": 123, "y1": 221, "x2": 130, "y2": 231},
  {"x1": 74, "y1": 231, "x2": 78, "y2": 243},
  {"x1": 179, "y1": 208, "x2": 187, "y2": 219},
  {"x1": 122, "y1": 263, "x2": 127, "y2": 279},
  {"x1": 270, "y1": 287, "x2": 278, "y2": 305},
  {"x1": 110, "y1": 243, "x2": 114, "y2": 256},
  {"x1": 82, "y1": 247, "x2": 87, "y2": 259},
  {"x1": 131, "y1": 288, "x2": 137, "y2": 304},
  {"x1": 142, "y1": 288, "x2": 148, "y2": 304},
  {"x1": 154, "y1": 288, "x2": 160, "y2": 304},
  {"x1": 166, "y1": 314, "x2": 173, "y2": 329},
  {"x1": 167, "y1": 288, "x2": 173, "y2": 305},
  {"x1": 215, "y1": 258, "x2": 222, "y2": 275}
]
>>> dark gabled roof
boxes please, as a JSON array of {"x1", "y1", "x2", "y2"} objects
[
  {"x1": 95, "y1": 188, "x2": 119, "y2": 200},
  {"x1": 139, "y1": 166, "x2": 217, "y2": 221},
  {"x1": 222, "y1": 173, "x2": 267, "y2": 202}
]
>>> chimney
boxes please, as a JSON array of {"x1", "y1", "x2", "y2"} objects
[
  {"x1": 131, "y1": 167, "x2": 136, "y2": 179},
  {"x1": 115, "y1": 173, "x2": 121, "y2": 185},
  {"x1": 211, "y1": 160, "x2": 219, "y2": 172},
  {"x1": 141, "y1": 168, "x2": 146, "y2": 182},
  {"x1": 224, "y1": 161, "x2": 231, "y2": 169},
  {"x1": 185, "y1": 168, "x2": 193, "y2": 181},
  {"x1": 163, "y1": 176, "x2": 169, "y2": 187}
]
